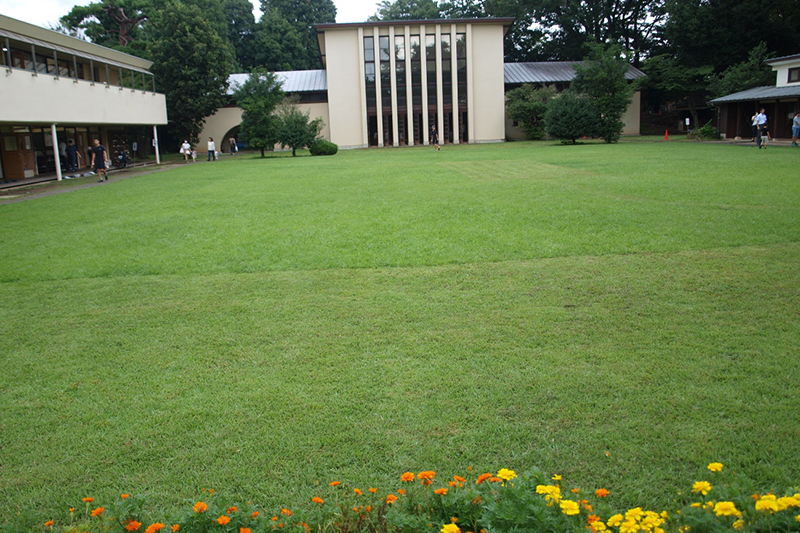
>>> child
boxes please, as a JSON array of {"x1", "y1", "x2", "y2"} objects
[{"x1": 191, "y1": 149, "x2": 197, "y2": 163}]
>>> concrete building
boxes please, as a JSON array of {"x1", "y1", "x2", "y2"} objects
[{"x1": 0, "y1": 14, "x2": 167, "y2": 182}]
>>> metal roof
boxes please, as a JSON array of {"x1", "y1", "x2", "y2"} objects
[
  {"x1": 504, "y1": 62, "x2": 645, "y2": 85},
  {"x1": 710, "y1": 85, "x2": 800, "y2": 104},
  {"x1": 228, "y1": 70, "x2": 327, "y2": 95}
]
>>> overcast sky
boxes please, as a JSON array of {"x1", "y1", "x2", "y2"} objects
[{"x1": 0, "y1": 0, "x2": 379, "y2": 30}]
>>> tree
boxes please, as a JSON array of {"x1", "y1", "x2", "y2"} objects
[
  {"x1": 59, "y1": 0, "x2": 151, "y2": 51},
  {"x1": 640, "y1": 54, "x2": 713, "y2": 129},
  {"x1": 439, "y1": 0, "x2": 488, "y2": 18},
  {"x1": 571, "y1": 44, "x2": 634, "y2": 143},
  {"x1": 505, "y1": 84, "x2": 557, "y2": 140},
  {"x1": 251, "y1": 9, "x2": 307, "y2": 71},
  {"x1": 544, "y1": 90, "x2": 601, "y2": 144},
  {"x1": 259, "y1": 0, "x2": 337, "y2": 70},
  {"x1": 222, "y1": 0, "x2": 256, "y2": 70},
  {"x1": 708, "y1": 42, "x2": 776, "y2": 99},
  {"x1": 233, "y1": 69, "x2": 285, "y2": 157},
  {"x1": 273, "y1": 97, "x2": 324, "y2": 156},
  {"x1": 368, "y1": 0, "x2": 442, "y2": 21},
  {"x1": 149, "y1": 1, "x2": 233, "y2": 144}
]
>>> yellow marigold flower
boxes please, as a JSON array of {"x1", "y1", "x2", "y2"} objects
[
  {"x1": 144, "y1": 524, "x2": 165, "y2": 533},
  {"x1": 756, "y1": 498, "x2": 779, "y2": 513},
  {"x1": 592, "y1": 522, "x2": 608, "y2": 532},
  {"x1": 707, "y1": 463, "x2": 723, "y2": 473},
  {"x1": 476, "y1": 473, "x2": 492, "y2": 484},
  {"x1": 691, "y1": 503, "x2": 701, "y2": 508},
  {"x1": 678, "y1": 527, "x2": 690, "y2": 533},
  {"x1": 329, "y1": 481, "x2": 341, "y2": 487},
  {"x1": 434, "y1": 488, "x2": 449, "y2": 495},
  {"x1": 795, "y1": 515, "x2": 800, "y2": 524},
  {"x1": 311, "y1": 497, "x2": 324, "y2": 505},
  {"x1": 126, "y1": 521, "x2": 142, "y2": 531},
  {"x1": 733, "y1": 520, "x2": 745, "y2": 530},
  {"x1": 217, "y1": 516, "x2": 231, "y2": 525},
  {"x1": 596, "y1": 489, "x2": 610, "y2": 498},
  {"x1": 91, "y1": 507, "x2": 104, "y2": 517},
  {"x1": 552, "y1": 474, "x2": 563, "y2": 481},
  {"x1": 401, "y1": 472, "x2": 415, "y2": 482},
  {"x1": 691, "y1": 482, "x2": 712, "y2": 496},
  {"x1": 778, "y1": 496, "x2": 799, "y2": 510},
  {"x1": 497, "y1": 469, "x2": 517, "y2": 482},
  {"x1": 560, "y1": 500, "x2": 581, "y2": 515},
  {"x1": 441, "y1": 524, "x2": 461, "y2": 533},
  {"x1": 606, "y1": 513, "x2": 623, "y2": 527},
  {"x1": 386, "y1": 494, "x2": 398, "y2": 504},
  {"x1": 193, "y1": 502, "x2": 208, "y2": 514},
  {"x1": 620, "y1": 520, "x2": 641, "y2": 533},
  {"x1": 714, "y1": 502, "x2": 741, "y2": 517},
  {"x1": 625, "y1": 508, "x2": 644, "y2": 521}
]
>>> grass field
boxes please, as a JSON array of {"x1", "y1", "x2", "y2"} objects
[{"x1": 1, "y1": 140, "x2": 799, "y2": 528}]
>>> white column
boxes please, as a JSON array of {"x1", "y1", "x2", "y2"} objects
[
  {"x1": 374, "y1": 27, "x2": 384, "y2": 147},
  {"x1": 358, "y1": 27, "x2": 369, "y2": 147},
  {"x1": 420, "y1": 24, "x2": 429, "y2": 145},
  {"x1": 389, "y1": 26, "x2": 399, "y2": 147},
  {"x1": 153, "y1": 125, "x2": 161, "y2": 165},
  {"x1": 451, "y1": 23, "x2": 459, "y2": 144},
  {"x1": 435, "y1": 25, "x2": 444, "y2": 143},
  {"x1": 405, "y1": 25, "x2": 414, "y2": 146},
  {"x1": 51, "y1": 124, "x2": 62, "y2": 181},
  {"x1": 466, "y1": 24, "x2": 475, "y2": 143}
]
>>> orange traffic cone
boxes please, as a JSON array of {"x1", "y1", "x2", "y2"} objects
[{"x1": 664, "y1": 130, "x2": 669, "y2": 141}]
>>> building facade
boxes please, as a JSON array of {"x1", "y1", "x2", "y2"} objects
[{"x1": 0, "y1": 14, "x2": 168, "y2": 182}]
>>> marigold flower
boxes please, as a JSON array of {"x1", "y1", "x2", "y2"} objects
[
  {"x1": 386, "y1": 494, "x2": 398, "y2": 504},
  {"x1": 227, "y1": 506, "x2": 238, "y2": 514},
  {"x1": 596, "y1": 489, "x2": 610, "y2": 498},
  {"x1": 591, "y1": 521, "x2": 608, "y2": 532},
  {"x1": 193, "y1": 501, "x2": 208, "y2": 514},
  {"x1": 588, "y1": 515, "x2": 601, "y2": 523},
  {"x1": 441, "y1": 524, "x2": 461, "y2": 533},
  {"x1": 272, "y1": 516, "x2": 278, "y2": 521},
  {"x1": 368, "y1": 488, "x2": 378, "y2": 493},
  {"x1": 216, "y1": 516, "x2": 231, "y2": 525},
  {"x1": 330, "y1": 481, "x2": 341, "y2": 487},
  {"x1": 397, "y1": 489, "x2": 406, "y2": 495},
  {"x1": 795, "y1": 515, "x2": 800, "y2": 524},
  {"x1": 619, "y1": 520, "x2": 640, "y2": 533},
  {"x1": 240, "y1": 529, "x2": 252, "y2": 533},
  {"x1": 552, "y1": 474, "x2": 563, "y2": 481},
  {"x1": 312, "y1": 496, "x2": 324, "y2": 505},
  {"x1": 354, "y1": 488, "x2": 362, "y2": 495},
  {"x1": 607, "y1": 514, "x2": 624, "y2": 527},
  {"x1": 454, "y1": 476, "x2": 466, "y2": 483},
  {"x1": 733, "y1": 520, "x2": 745, "y2": 530},
  {"x1": 756, "y1": 496, "x2": 779, "y2": 513},
  {"x1": 707, "y1": 463, "x2": 723, "y2": 473},
  {"x1": 126, "y1": 520, "x2": 142, "y2": 531},
  {"x1": 401, "y1": 472, "x2": 415, "y2": 482},
  {"x1": 476, "y1": 473, "x2": 493, "y2": 484},
  {"x1": 44, "y1": 520, "x2": 54, "y2": 527},
  {"x1": 691, "y1": 482, "x2": 712, "y2": 496},
  {"x1": 778, "y1": 496, "x2": 800, "y2": 509},
  {"x1": 69, "y1": 508, "x2": 75, "y2": 513},
  {"x1": 418, "y1": 471, "x2": 436, "y2": 481},
  {"x1": 83, "y1": 497, "x2": 94, "y2": 503},
  {"x1": 252, "y1": 511, "x2": 260, "y2": 518},
  {"x1": 434, "y1": 488, "x2": 449, "y2": 495},
  {"x1": 144, "y1": 523, "x2": 165, "y2": 533},
  {"x1": 497, "y1": 469, "x2": 517, "y2": 482},
  {"x1": 365, "y1": 506, "x2": 372, "y2": 512},
  {"x1": 91, "y1": 507, "x2": 104, "y2": 517},
  {"x1": 281, "y1": 508, "x2": 292, "y2": 516},
  {"x1": 172, "y1": 525, "x2": 179, "y2": 532},
  {"x1": 489, "y1": 477, "x2": 503, "y2": 483},
  {"x1": 560, "y1": 500, "x2": 580, "y2": 515},
  {"x1": 451, "y1": 517, "x2": 458, "y2": 523},
  {"x1": 122, "y1": 494, "x2": 130, "y2": 499},
  {"x1": 714, "y1": 502, "x2": 741, "y2": 517}
]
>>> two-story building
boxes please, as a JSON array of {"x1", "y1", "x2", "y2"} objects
[
  {"x1": 0, "y1": 14, "x2": 168, "y2": 182},
  {"x1": 711, "y1": 53, "x2": 800, "y2": 139}
]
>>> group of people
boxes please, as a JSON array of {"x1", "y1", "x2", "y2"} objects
[
  {"x1": 751, "y1": 108, "x2": 800, "y2": 148},
  {"x1": 180, "y1": 137, "x2": 238, "y2": 162}
]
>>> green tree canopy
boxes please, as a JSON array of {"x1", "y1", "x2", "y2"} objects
[
  {"x1": 544, "y1": 90, "x2": 601, "y2": 144},
  {"x1": 222, "y1": 0, "x2": 256, "y2": 70},
  {"x1": 505, "y1": 84, "x2": 557, "y2": 140},
  {"x1": 368, "y1": 0, "x2": 442, "y2": 21},
  {"x1": 258, "y1": 0, "x2": 336, "y2": 70},
  {"x1": 273, "y1": 97, "x2": 324, "y2": 156},
  {"x1": 59, "y1": 0, "x2": 152, "y2": 51},
  {"x1": 251, "y1": 9, "x2": 307, "y2": 71},
  {"x1": 233, "y1": 69, "x2": 285, "y2": 157},
  {"x1": 708, "y1": 42, "x2": 776, "y2": 99}
]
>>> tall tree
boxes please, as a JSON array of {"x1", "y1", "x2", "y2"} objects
[
  {"x1": 640, "y1": 54, "x2": 713, "y2": 128},
  {"x1": 59, "y1": 0, "x2": 151, "y2": 52},
  {"x1": 368, "y1": 0, "x2": 442, "y2": 21},
  {"x1": 273, "y1": 97, "x2": 325, "y2": 156},
  {"x1": 233, "y1": 69, "x2": 285, "y2": 157},
  {"x1": 708, "y1": 42, "x2": 776, "y2": 99},
  {"x1": 505, "y1": 84, "x2": 557, "y2": 140},
  {"x1": 222, "y1": 0, "x2": 256, "y2": 70},
  {"x1": 259, "y1": 0, "x2": 336, "y2": 70},
  {"x1": 150, "y1": 1, "x2": 233, "y2": 144},
  {"x1": 251, "y1": 9, "x2": 307, "y2": 71}
]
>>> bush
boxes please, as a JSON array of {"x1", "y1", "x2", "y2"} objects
[
  {"x1": 545, "y1": 90, "x2": 602, "y2": 144},
  {"x1": 687, "y1": 121, "x2": 720, "y2": 140},
  {"x1": 505, "y1": 84, "x2": 557, "y2": 140},
  {"x1": 310, "y1": 139, "x2": 338, "y2": 156}
]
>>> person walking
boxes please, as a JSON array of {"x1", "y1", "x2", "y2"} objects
[
  {"x1": 229, "y1": 136, "x2": 237, "y2": 155},
  {"x1": 756, "y1": 108, "x2": 769, "y2": 149},
  {"x1": 65, "y1": 139, "x2": 81, "y2": 172},
  {"x1": 91, "y1": 138, "x2": 109, "y2": 181},
  {"x1": 792, "y1": 111, "x2": 800, "y2": 147},
  {"x1": 431, "y1": 125, "x2": 440, "y2": 151},
  {"x1": 181, "y1": 140, "x2": 191, "y2": 163},
  {"x1": 207, "y1": 137, "x2": 217, "y2": 161}
]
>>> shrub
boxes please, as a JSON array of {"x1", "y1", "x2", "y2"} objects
[
  {"x1": 505, "y1": 84, "x2": 557, "y2": 140},
  {"x1": 545, "y1": 90, "x2": 602, "y2": 144},
  {"x1": 310, "y1": 139, "x2": 338, "y2": 156},
  {"x1": 687, "y1": 121, "x2": 720, "y2": 140}
]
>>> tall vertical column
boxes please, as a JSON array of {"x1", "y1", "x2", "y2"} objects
[
  {"x1": 51, "y1": 124, "x2": 62, "y2": 181},
  {"x1": 420, "y1": 24, "x2": 429, "y2": 145},
  {"x1": 374, "y1": 27, "x2": 384, "y2": 147},
  {"x1": 153, "y1": 125, "x2": 161, "y2": 165},
  {"x1": 358, "y1": 27, "x2": 369, "y2": 147},
  {"x1": 451, "y1": 23, "x2": 459, "y2": 145},
  {"x1": 389, "y1": 26, "x2": 399, "y2": 147},
  {"x1": 405, "y1": 25, "x2": 414, "y2": 146},
  {"x1": 435, "y1": 25, "x2": 444, "y2": 143},
  {"x1": 466, "y1": 24, "x2": 475, "y2": 143}
]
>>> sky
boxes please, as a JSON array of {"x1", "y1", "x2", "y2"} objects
[{"x1": 0, "y1": 0, "x2": 379, "y2": 30}]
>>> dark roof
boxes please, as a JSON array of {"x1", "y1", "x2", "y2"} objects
[
  {"x1": 228, "y1": 70, "x2": 327, "y2": 95},
  {"x1": 765, "y1": 54, "x2": 800, "y2": 65},
  {"x1": 710, "y1": 85, "x2": 800, "y2": 104},
  {"x1": 504, "y1": 62, "x2": 646, "y2": 84}
]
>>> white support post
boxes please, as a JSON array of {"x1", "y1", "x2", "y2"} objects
[
  {"x1": 51, "y1": 124, "x2": 62, "y2": 181},
  {"x1": 153, "y1": 125, "x2": 161, "y2": 165}
]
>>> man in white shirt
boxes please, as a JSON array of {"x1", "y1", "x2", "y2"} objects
[{"x1": 756, "y1": 108, "x2": 769, "y2": 149}]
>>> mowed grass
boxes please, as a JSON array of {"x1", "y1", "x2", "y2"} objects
[{"x1": 1, "y1": 140, "x2": 799, "y2": 527}]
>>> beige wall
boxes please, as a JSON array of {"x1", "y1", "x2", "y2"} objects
[
  {"x1": 771, "y1": 61, "x2": 800, "y2": 88},
  {"x1": 469, "y1": 25, "x2": 507, "y2": 143},
  {"x1": 1, "y1": 70, "x2": 167, "y2": 125},
  {"x1": 322, "y1": 29, "x2": 367, "y2": 149}
]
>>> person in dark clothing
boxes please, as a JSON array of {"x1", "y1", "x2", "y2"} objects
[
  {"x1": 65, "y1": 139, "x2": 81, "y2": 172},
  {"x1": 91, "y1": 139, "x2": 108, "y2": 181}
]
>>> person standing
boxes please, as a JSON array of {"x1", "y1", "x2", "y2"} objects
[
  {"x1": 792, "y1": 111, "x2": 800, "y2": 147},
  {"x1": 756, "y1": 108, "x2": 769, "y2": 149},
  {"x1": 751, "y1": 113, "x2": 758, "y2": 142},
  {"x1": 91, "y1": 138, "x2": 108, "y2": 181},
  {"x1": 181, "y1": 140, "x2": 191, "y2": 163},
  {"x1": 65, "y1": 139, "x2": 81, "y2": 172},
  {"x1": 431, "y1": 125, "x2": 440, "y2": 151},
  {"x1": 229, "y1": 136, "x2": 237, "y2": 155},
  {"x1": 207, "y1": 137, "x2": 217, "y2": 161}
]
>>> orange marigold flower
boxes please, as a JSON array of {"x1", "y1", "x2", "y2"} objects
[
  {"x1": 435, "y1": 488, "x2": 449, "y2": 495},
  {"x1": 83, "y1": 497, "x2": 94, "y2": 503},
  {"x1": 216, "y1": 515, "x2": 231, "y2": 525},
  {"x1": 144, "y1": 523, "x2": 165, "y2": 533},
  {"x1": 272, "y1": 516, "x2": 278, "y2": 521},
  {"x1": 44, "y1": 520, "x2": 54, "y2": 527},
  {"x1": 397, "y1": 489, "x2": 406, "y2": 495},
  {"x1": 595, "y1": 489, "x2": 610, "y2": 498},
  {"x1": 240, "y1": 529, "x2": 252, "y2": 533},
  {"x1": 330, "y1": 481, "x2": 341, "y2": 487},
  {"x1": 252, "y1": 512, "x2": 260, "y2": 518},
  {"x1": 472, "y1": 496, "x2": 483, "y2": 504},
  {"x1": 365, "y1": 506, "x2": 372, "y2": 513},
  {"x1": 454, "y1": 476, "x2": 466, "y2": 483},
  {"x1": 401, "y1": 472, "x2": 416, "y2": 482},
  {"x1": 126, "y1": 520, "x2": 142, "y2": 531},
  {"x1": 312, "y1": 497, "x2": 324, "y2": 505},
  {"x1": 172, "y1": 525, "x2": 179, "y2": 532},
  {"x1": 489, "y1": 477, "x2": 503, "y2": 483},
  {"x1": 354, "y1": 488, "x2": 363, "y2": 495},
  {"x1": 193, "y1": 502, "x2": 208, "y2": 514},
  {"x1": 386, "y1": 494, "x2": 398, "y2": 504},
  {"x1": 91, "y1": 507, "x2": 104, "y2": 517},
  {"x1": 227, "y1": 506, "x2": 238, "y2": 514},
  {"x1": 588, "y1": 515, "x2": 601, "y2": 524},
  {"x1": 69, "y1": 508, "x2": 75, "y2": 513},
  {"x1": 451, "y1": 517, "x2": 459, "y2": 523},
  {"x1": 476, "y1": 473, "x2": 493, "y2": 484},
  {"x1": 449, "y1": 481, "x2": 458, "y2": 487},
  {"x1": 418, "y1": 471, "x2": 436, "y2": 481},
  {"x1": 281, "y1": 508, "x2": 292, "y2": 516},
  {"x1": 122, "y1": 494, "x2": 131, "y2": 499},
  {"x1": 571, "y1": 489, "x2": 580, "y2": 494},
  {"x1": 368, "y1": 488, "x2": 378, "y2": 494}
]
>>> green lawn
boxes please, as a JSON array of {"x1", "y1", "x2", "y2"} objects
[{"x1": 1, "y1": 140, "x2": 799, "y2": 528}]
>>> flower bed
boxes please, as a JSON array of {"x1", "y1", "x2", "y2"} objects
[{"x1": 41, "y1": 464, "x2": 799, "y2": 533}]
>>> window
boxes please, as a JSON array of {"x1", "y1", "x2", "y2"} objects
[{"x1": 789, "y1": 68, "x2": 800, "y2": 83}]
